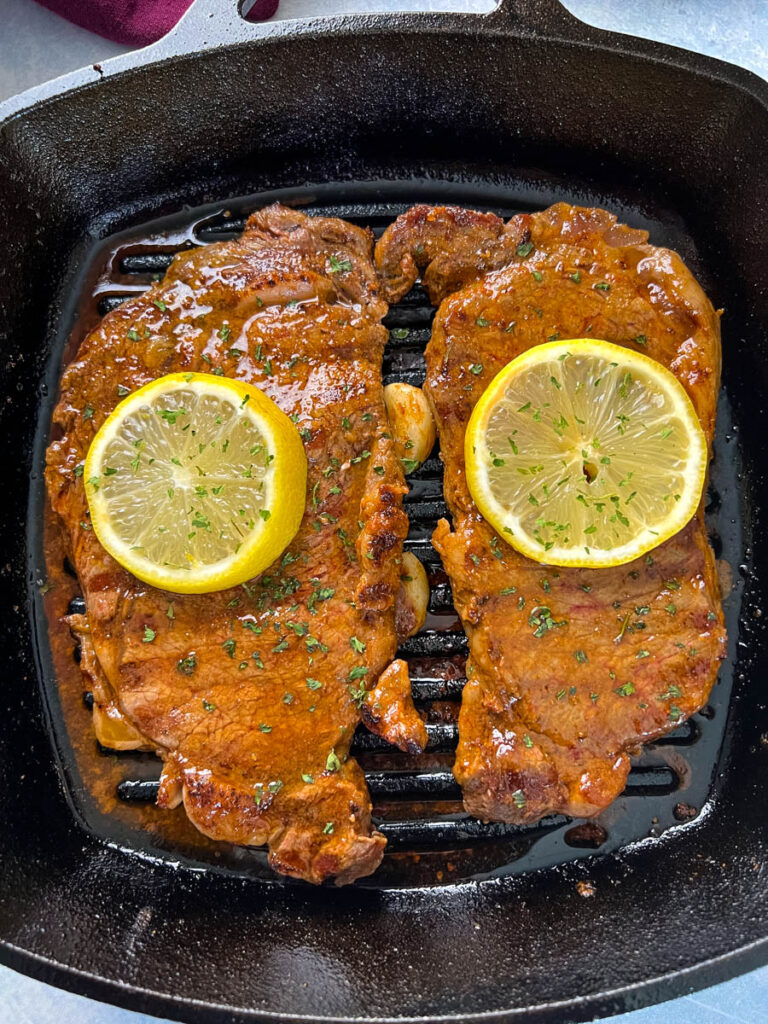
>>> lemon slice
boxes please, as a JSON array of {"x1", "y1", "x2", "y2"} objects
[
  {"x1": 84, "y1": 373, "x2": 307, "y2": 593},
  {"x1": 465, "y1": 339, "x2": 707, "y2": 568}
]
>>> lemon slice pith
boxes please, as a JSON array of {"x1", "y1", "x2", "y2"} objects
[
  {"x1": 84, "y1": 373, "x2": 307, "y2": 593},
  {"x1": 465, "y1": 339, "x2": 708, "y2": 568}
]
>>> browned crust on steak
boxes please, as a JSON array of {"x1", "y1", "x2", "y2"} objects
[
  {"x1": 376, "y1": 202, "x2": 726, "y2": 824},
  {"x1": 46, "y1": 204, "x2": 410, "y2": 884}
]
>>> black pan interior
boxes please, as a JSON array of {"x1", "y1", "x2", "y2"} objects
[
  {"x1": 2, "y1": 11, "x2": 768, "y2": 1023},
  {"x1": 28, "y1": 180, "x2": 745, "y2": 892}
]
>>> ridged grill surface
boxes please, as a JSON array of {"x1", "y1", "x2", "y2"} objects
[{"x1": 53, "y1": 192, "x2": 737, "y2": 885}]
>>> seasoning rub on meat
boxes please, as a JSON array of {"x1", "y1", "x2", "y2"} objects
[
  {"x1": 376, "y1": 203, "x2": 726, "y2": 824},
  {"x1": 46, "y1": 205, "x2": 425, "y2": 884}
]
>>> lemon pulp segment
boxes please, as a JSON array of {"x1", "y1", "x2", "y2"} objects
[
  {"x1": 465, "y1": 339, "x2": 707, "y2": 568},
  {"x1": 84, "y1": 373, "x2": 307, "y2": 592}
]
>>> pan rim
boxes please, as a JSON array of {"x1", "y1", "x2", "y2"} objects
[{"x1": 3, "y1": 931, "x2": 768, "y2": 1024}]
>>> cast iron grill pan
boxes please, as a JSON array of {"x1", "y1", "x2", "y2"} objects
[
  {"x1": 46, "y1": 190, "x2": 742, "y2": 888},
  {"x1": 5, "y1": 0, "x2": 767, "y2": 1014}
]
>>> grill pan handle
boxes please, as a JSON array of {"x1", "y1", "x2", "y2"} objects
[
  {"x1": 488, "y1": 0, "x2": 585, "y2": 31},
  {"x1": 146, "y1": 0, "x2": 586, "y2": 55},
  {"x1": 1, "y1": 0, "x2": 589, "y2": 119}
]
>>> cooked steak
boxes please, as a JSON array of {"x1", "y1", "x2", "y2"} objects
[
  {"x1": 46, "y1": 204, "x2": 422, "y2": 884},
  {"x1": 376, "y1": 203, "x2": 727, "y2": 823}
]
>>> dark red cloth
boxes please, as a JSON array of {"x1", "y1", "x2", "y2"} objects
[{"x1": 33, "y1": 0, "x2": 280, "y2": 47}]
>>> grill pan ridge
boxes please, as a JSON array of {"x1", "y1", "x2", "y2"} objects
[
  {"x1": 44, "y1": 193, "x2": 743, "y2": 891},
  {"x1": 3, "y1": 1, "x2": 768, "y2": 1021}
]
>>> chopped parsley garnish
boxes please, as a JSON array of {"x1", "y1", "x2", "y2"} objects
[
  {"x1": 142, "y1": 626, "x2": 156, "y2": 643},
  {"x1": 190, "y1": 512, "x2": 211, "y2": 530},
  {"x1": 660, "y1": 684, "x2": 682, "y2": 700},
  {"x1": 307, "y1": 585, "x2": 334, "y2": 615},
  {"x1": 177, "y1": 653, "x2": 197, "y2": 675},
  {"x1": 329, "y1": 255, "x2": 352, "y2": 274},
  {"x1": 528, "y1": 606, "x2": 566, "y2": 638},
  {"x1": 157, "y1": 408, "x2": 186, "y2": 424}
]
